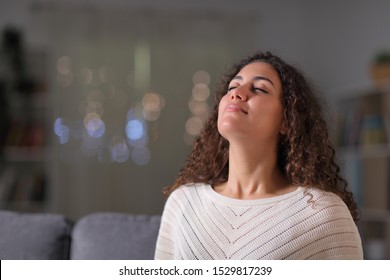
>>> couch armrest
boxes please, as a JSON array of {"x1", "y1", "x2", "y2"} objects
[{"x1": 0, "y1": 210, "x2": 72, "y2": 259}]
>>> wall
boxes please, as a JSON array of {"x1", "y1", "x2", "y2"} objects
[
  {"x1": 302, "y1": 0, "x2": 390, "y2": 97},
  {"x1": 1, "y1": 0, "x2": 389, "y2": 220}
]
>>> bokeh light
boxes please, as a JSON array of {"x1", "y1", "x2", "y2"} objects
[
  {"x1": 184, "y1": 70, "x2": 212, "y2": 145},
  {"x1": 53, "y1": 117, "x2": 70, "y2": 144},
  {"x1": 83, "y1": 113, "x2": 106, "y2": 138},
  {"x1": 98, "y1": 145, "x2": 114, "y2": 164},
  {"x1": 125, "y1": 119, "x2": 145, "y2": 141},
  {"x1": 56, "y1": 72, "x2": 73, "y2": 87},
  {"x1": 192, "y1": 70, "x2": 211, "y2": 85},
  {"x1": 192, "y1": 83, "x2": 210, "y2": 102},
  {"x1": 189, "y1": 97, "x2": 209, "y2": 117},
  {"x1": 87, "y1": 89, "x2": 104, "y2": 103},
  {"x1": 55, "y1": 59, "x2": 162, "y2": 165},
  {"x1": 111, "y1": 142, "x2": 130, "y2": 163},
  {"x1": 142, "y1": 92, "x2": 165, "y2": 121},
  {"x1": 185, "y1": 116, "x2": 203, "y2": 136},
  {"x1": 131, "y1": 147, "x2": 151, "y2": 165},
  {"x1": 81, "y1": 67, "x2": 93, "y2": 85},
  {"x1": 80, "y1": 136, "x2": 101, "y2": 157},
  {"x1": 57, "y1": 56, "x2": 72, "y2": 75},
  {"x1": 142, "y1": 93, "x2": 165, "y2": 111},
  {"x1": 85, "y1": 101, "x2": 104, "y2": 116}
]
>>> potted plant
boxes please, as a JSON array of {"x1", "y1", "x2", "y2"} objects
[{"x1": 371, "y1": 50, "x2": 390, "y2": 84}]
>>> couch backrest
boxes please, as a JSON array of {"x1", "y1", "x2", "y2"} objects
[
  {"x1": 0, "y1": 210, "x2": 72, "y2": 259},
  {"x1": 0, "y1": 211, "x2": 161, "y2": 260},
  {"x1": 70, "y1": 212, "x2": 161, "y2": 260}
]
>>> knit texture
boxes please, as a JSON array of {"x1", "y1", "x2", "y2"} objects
[{"x1": 155, "y1": 183, "x2": 363, "y2": 260}]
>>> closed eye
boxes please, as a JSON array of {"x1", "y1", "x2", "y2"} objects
[
  {"x1": 253, "y1": 87, "x2": 269, "y2": 94},
  {"x1": 228, "y1": 86, "x2": 238, "y2": 91}
]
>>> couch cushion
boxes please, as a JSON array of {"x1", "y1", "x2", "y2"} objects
[
  {"x1": 70, "y1": 212, "x2": 161, "y2": 260},
  {"x1": 0, "y1": 210, "x2": 72, "y2": 259}
]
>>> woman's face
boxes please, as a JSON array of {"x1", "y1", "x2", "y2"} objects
[{"x1": 217, "y1": 62, "x2": 284, "y2": 145}]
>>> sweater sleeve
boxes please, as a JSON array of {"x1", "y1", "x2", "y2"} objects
[{"x1": 154, "y1": 193, "x2": 178, "y2": 260}]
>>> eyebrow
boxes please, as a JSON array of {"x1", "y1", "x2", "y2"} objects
[{"x1": 231, "y1": 75, "x2": 275, "y2": 86}]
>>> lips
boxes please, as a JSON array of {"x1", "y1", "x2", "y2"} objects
[{"x1": 225, "y1": 104, "x2": 248, "y2": 114}]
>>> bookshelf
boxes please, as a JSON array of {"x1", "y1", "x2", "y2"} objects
[
  {"x1": 0, "y1": 28, "x2": 49, "y2": 213},
  {"x1": 335, "y1": 84, "x2": 390, "y2": 259}
]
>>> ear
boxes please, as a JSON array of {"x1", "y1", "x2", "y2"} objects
[{"x1": 280, "y1": 121, "x2": 287, "y2": 135}]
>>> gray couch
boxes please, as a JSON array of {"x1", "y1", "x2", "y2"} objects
[{"x1": 0, "y1": 210, "x2": 161, "y2": 260}]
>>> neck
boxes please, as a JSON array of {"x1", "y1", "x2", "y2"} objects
[{"x1": 215, "y1": 140, "x2": 293, "y2": 199}]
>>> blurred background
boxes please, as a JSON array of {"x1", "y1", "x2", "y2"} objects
[{"x1": 1, "y1": 0, "x2": 390, "y2": 259}]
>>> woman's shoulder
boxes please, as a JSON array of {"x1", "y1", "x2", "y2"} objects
[
  {"x1": 162, "y1": 183, "x2": 209, "y2": 214},
  {"x1": 167, "y1": 182, "x2": 209, "y2": 201},
  {"x1": 305, "y1": 187, "x2": 345, "y2": 205},
  {"x1": 302, "y1": 187, "x2": 353, "y2": 220}
]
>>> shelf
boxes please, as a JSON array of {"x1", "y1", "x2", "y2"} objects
[
  {"x1": 2, "y1": 147, "x2": 50, "y2": 162},
  {"x1": 335, "y1": 83, "x2": 390, "y2": 260},
  {"x1": 0, "y1": 201, "x2": 47, "y2": 213},
  {"x1": 0, "y1": 29, "x2": 50, "y2": 214},
  {"x1": 360, "y1": 209, "x2": 390, "y2": 223},
  {"x1": 332, "y1": 81, "x2": 390, "y2": 98},
  {"x1": 339, "y1": 143, "x2": 390, "y2": 159},
  {"x1": 7, "y1": 93, "x2": 51, "y2": 110}
]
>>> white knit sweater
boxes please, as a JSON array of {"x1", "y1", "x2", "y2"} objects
[{"x1": 154, "y1": 183, "x2": 363, "y2": 260}]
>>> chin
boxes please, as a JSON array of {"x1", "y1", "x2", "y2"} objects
[{"x1": 217, "y1": 123, "x2": 245, "y2": 140}]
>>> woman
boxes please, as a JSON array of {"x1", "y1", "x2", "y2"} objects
[{"x1": 155, "y1": 51, "x2": 363, "y2": 260}]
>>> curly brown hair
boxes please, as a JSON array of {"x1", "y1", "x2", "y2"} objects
[{"x1": 164, "y1": 51, "x2": 359, "y2": 221}]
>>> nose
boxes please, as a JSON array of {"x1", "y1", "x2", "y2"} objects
[{"x1": 230, "y1": 86, "x2": 248, "y2": 101}]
